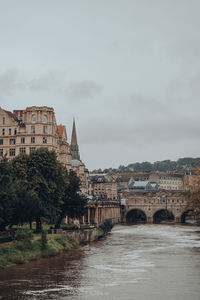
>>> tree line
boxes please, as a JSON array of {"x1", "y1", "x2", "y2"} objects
[
  {"x1": 0, "y1": 148, "x2": 87, "y2": 232},
  {"x1": 102, "y1": 157, "x2": 200, "y2": 173}
]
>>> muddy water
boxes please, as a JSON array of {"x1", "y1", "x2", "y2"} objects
[{"x1": 0, "y1": 225, "x2": 200, "y2": 300}]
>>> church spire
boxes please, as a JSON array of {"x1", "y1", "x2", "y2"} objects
[
  {"x1": 70, "y1": 118, "x2": 80, "y2": 160},
  {"x1": 71, "y1": 118, "x2": 78, "y2": 146}
]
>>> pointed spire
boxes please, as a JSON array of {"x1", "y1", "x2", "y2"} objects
[
  {"x1": 71, "y1": 118, "x2": 78, "y2": 145},
  {"x1": 70, "y1": 118, "x2": 80, "y2": 160}
]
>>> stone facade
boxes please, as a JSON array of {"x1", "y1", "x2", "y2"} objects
[
  {"x1": 88, "y1": 174, "x2": 118, "y2": 200},
  {"x1": 121, "y1": 190, "x2": 189, "y2": 223},
  {"x1": 0, "y1": 106, "x2": 72, "y2": 169}
]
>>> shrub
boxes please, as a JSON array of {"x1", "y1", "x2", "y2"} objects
[
  {"x1": 99, "y1": 219, "x2": 113, "y2": 234},
  {"x1": 14, "y1": 229, "x2": 33, "y2": 243}
]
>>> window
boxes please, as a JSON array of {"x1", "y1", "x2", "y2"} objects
[
  {"x1": 9, "y1": 128, "x2": 11, "y2": 135},
  {"x1": 161, "y1": 195, "x2": 166, "y2": 203},
  {"x1": 30, "y1": 147, "x2": 36, "y2": 153},
  {"x1": 43, "y1": 125, "x2": 47, "y2": 134},
  {"x1": 32, "y1": 114, "x2": 36, "y2": 123},
  {"x1": 10, "y1": 138, "x2": 16, "y2": 145},
  {"x1": 0, "y1": 149, "x2": 3, "y2": 157},
  {"x1": 31, "y1": 126, "x2": 35, "y2": 133},
  {"x1": 0, "y1": 139, "x2": 3, "y2": 145},
  {"x1": 20, "y1": 147, "x2": 26, "y2": 154},
  {"x1": 43, "y1": 137, "x2": 47, "y2": 144},
  {"x1": 2, "y1": 129, "x2": 5, "y2": 136},
  {"x1": 21, "y1": 137, "x2": 25, "y2": 144},
  {"x1": 2, "y1": 117, "x2": 5, "y2": 125},
  {"x1": 14, "y1": 128, "x2": 17, "y2": 135},
  {"x1": 42, "y1": 115, "x2": 47, "y2": 123},
  {"x1": 31, "y1": 137, "x2": 35, "y2": 143},
  {"x1": 172, "y1": 199, "x2": 175, "y2": 203},
  {"x1": 9, "y1": 148, "x2": 15, "y2": 157}
]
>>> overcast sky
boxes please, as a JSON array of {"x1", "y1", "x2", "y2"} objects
[{"x1": 0, "y1": 0, "x2": 200, "y2": 170}]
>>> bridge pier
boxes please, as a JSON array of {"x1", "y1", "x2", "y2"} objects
[{"x1": 147, "y1": 216, "x2": 153, "y2": 224}]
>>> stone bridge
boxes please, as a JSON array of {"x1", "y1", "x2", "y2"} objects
[{"x1": 121, "y1": 190, "x2": 192, "y2": 223}]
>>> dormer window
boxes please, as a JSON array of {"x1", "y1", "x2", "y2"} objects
[
  {"x1": 42, "y1": 115, "x2": 47, "y2": 123},
  {"x1": 32, "y1": 114, "x2": 36, "y2": 123}
]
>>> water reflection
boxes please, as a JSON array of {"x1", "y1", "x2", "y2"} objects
[{"x1": 0, "y1": 225, "x2": 200, "y2": 300}]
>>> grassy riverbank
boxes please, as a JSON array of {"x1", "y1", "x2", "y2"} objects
[{"x1": 0, "y1": 234, "x2": 76, "y2": 269}]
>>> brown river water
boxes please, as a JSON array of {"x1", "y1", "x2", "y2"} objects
[{"x1": 0, "y1": 224, "x2": 200, "y2": 300}]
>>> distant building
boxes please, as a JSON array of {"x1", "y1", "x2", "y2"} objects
[
  {"x1": 128, "y1": 180, "x2": 158, "y2": 191},
  {"x1": 88, "y1": 173, "x2": 118, "y2": 200}
]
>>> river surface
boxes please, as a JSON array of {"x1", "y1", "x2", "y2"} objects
[{"x1": 0, "y1": 225, "x2": 200, "y2": 300}]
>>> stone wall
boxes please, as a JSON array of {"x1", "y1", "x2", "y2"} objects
[{"x1": 51, "y1": 227, "x2": 98, "y2": 243}]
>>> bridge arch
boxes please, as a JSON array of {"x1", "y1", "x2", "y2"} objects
[
  {"x1": 126, "y1": 209, "x2": 147, "y2": 224},
  {"x1": 181, "y1": 209, "x2": 195, "y2": 224},
  {"x1": 153, "y1": 209, "x2": 174, "y2": 224}
]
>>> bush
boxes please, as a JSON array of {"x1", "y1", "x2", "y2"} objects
[
  {"x1": 14, "y1": 229, "x2": 33, "y2": 243},
  {"x1": 99, "y1": 219, "x2": 113, "y2": 234},
  {"x1": 55, "y1": 236, "x2": 74, "y2": 249}
]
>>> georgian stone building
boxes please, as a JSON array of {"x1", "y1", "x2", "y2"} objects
[{"x1": 0, "y1": 106, "x2": 71, "y2": 169}]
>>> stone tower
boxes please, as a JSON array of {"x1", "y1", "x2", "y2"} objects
[{"x1": 70, "y1": 118, "x2": 80, "y2": 160}]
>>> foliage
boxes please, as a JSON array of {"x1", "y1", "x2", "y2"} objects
[
  {"x1": 14, "y1": 229, "x2": 34, "y2": 243},
  {"x1": 0, "y1": 233, "x2": 75, "y2": 269},
  {"x1": 55, "y1": 170, "x2": 88, "y2": 228},
  {"x1": 0, "y1": 157, "x2": 16, "y2": 230},
  {"x1": 103, "y1": 157, "x2": 200, "y2": 172},
  {"x1": 99, "y1": 219, "x2": 113, "y2": 234},
  {"x1": 0, "y1": 149, "x2": 87, "y2": 232}
]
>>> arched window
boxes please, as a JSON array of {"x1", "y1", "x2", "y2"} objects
[
  {"x1": 32, "y1": 114, "x2": 36, "y2": 123},
  {"x1": 42, "y1": 115, "x2": 47, "y2": 123}
]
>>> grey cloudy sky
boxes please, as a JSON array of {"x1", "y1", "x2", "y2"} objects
[{"x1": 0, "y1": 0, "x2": 200, "y2": 170}]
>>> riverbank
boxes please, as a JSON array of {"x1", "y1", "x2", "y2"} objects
[
  {"x1": 0, "y1": 234, "x2": 77, "y2": 269},
  {"x1": 0, "y1": 220, "x2": 114, "y2": 270}
]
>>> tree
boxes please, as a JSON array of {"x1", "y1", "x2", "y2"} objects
[
  {"x1": 0, "y1": 158, "x2": 16, "y2": 230},
  {"x1": 12, "y1": 149, "x2": 65, "y2": 232},
  {"x1": 55, "y1": 170, "x2": 88, "y2": 228}
]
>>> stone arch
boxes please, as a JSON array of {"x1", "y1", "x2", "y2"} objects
[
  {"x1": 126, "y1": 209, "x2": 147, "y2": 224},
  {"x1": 153, "y1": 209, "x2": 174, "y2": 224},
  {"x1": 181, "y1": 209, "x2": 195, "y2": 224}
]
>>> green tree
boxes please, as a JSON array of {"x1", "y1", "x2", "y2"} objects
[
  {"x1": 0, "y1": 158, "x2": 16, "y2": 230},
  {"x1": 12, "y1": 149, "x2": 65, "y2": 232},
  {"x1": 55, "y1": 170, "x2": 87, "y2": 228}
]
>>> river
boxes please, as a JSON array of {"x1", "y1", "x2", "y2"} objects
[{"x1": 0, "y1": 224, "x2": 200, "y2": 300}]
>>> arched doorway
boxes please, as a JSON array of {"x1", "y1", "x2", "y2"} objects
[
  {"x1": 181, "y1": 210, "x2": 195, "y2": 224},
  {"x1": 153, "y1": 209, "x2": 174, "y2": 224},
  {"x1": 126, "y1": 209, "x2": 147, "y2": 224}
]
